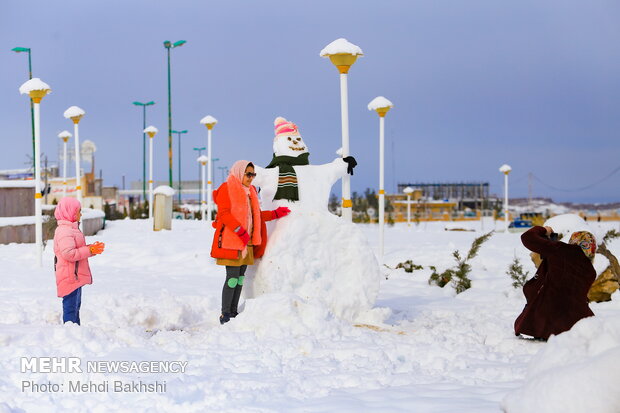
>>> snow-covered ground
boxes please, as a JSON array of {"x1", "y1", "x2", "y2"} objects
[{"x1": 1, "y1": 218, "x2": 619, "y2": 412}]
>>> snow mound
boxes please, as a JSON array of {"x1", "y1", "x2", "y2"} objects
[
  {"x1": 594, "y1": 253, "x2": 610, "y2": 276},
  {"x1": 245, "y1": 209, "x2": 381, "y2": 321},
  {"x1": 543, "y1": 213, "x2": 607, "y2": 243},
  {"x1": 502, "y1": 316, "x2": 620, "y2": 413},
  {"x1": 228, "y1": 293, "x2": 346, "y2": 339}
]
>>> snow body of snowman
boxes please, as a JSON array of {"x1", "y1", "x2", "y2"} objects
[{"x1": 244, "y1": 117, "x2": 380, "y2": 321}]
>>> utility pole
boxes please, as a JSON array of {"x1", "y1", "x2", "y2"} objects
[
  {"x1": 44, "y1": 156, "x2": 48, "y2": 204},
  {"x1": 528, "y1": 172, "x2": 533, "y2": 208}
]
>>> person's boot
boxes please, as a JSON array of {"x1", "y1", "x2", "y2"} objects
[
  {"x1": 219, "y1": 312, "x2": 232, "y2": 325},
  {"x1": 230, "y1": 279, "x2": 244, "y2": 318}
]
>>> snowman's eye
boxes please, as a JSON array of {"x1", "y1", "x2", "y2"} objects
[{"x1": 287, "y1": 137, "x2": 292, "y2": 141}]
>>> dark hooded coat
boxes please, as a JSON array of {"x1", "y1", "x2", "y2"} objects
[{"x1": 514, "y1": 226, "x2": 596, "y2": 340}]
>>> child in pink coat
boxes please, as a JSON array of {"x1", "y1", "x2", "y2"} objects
[{"x1": 53, "y1": 197, "x2": 105, "y2": 325}]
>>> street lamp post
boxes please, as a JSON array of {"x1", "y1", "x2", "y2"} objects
[
  {"x1": 211, "y1": 158, "x2": 220, "y2": 186},
  {"x1": 163, "y1": 40, "x2": 187, "y2": 187},
  {"x1": 499, "y1": 164, "x2": 512, "y2": 232},
  {"x1": 144, "y1": 126, "x2": 159, "y2": 219},
  {"x1": 368, "y1": 96, "x2": 394, "y2": 264},
  {"x1": 197, "y1": 155, "x2": 208, "y2": 221},
  {"x1": 193, "y1": 146, "x2": 206, "y2": 205},
  {"x1": 172, "y1": 129, "x2": 188, "y2": 204},
  {"x1": 200, "y1": 115, "x2": 218, "y2": 223},
  {"x1": 403, "y1": 187, "x2": 414, "y2": 227},
  {"x1": 63, "y1": 106, "x2": 86, "y2": 215},
  {"x1": 58, "y1": 131, "x2": 72, "y2": 198},
  {"x1": 133, "y1": 101, "x2": 155, "y2": 203},
  {"x1": 12, "y1": 47, "x2": 36, "y2": 176},
  {"x1": 19, "y1": 78, "x2": 51, "y2": 267},
  {"x1": 320, "y1": 38, "x2": 363, "y2": 222},
  {"x1": 218, "y1": 166, "x2": 228, "y2": 185}
]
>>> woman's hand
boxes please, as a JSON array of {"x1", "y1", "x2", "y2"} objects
[
  {"x1": 89, "y1": 241, "x2": 105, "y2": 255},
  {"x1": 234, "y1": 227, "x2": 250, "y2": 246},
  {"x1": 273, "y1": 207, "x2": 291, "y2": 219}
]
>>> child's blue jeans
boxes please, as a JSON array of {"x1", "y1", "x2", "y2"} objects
[{"x1": 62, "y1": 287, "x2": 82, "y2": 325}]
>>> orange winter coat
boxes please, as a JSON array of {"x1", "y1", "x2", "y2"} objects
[{"x1": 211, "y1": 180, "x2": 275, "y2": 260}]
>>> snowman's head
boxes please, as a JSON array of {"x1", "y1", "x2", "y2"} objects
[{"x1": 273, "y1": 117, "x2": 309, "y2": 157}]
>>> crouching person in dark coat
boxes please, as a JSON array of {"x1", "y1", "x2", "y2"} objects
[{"x1": 514, "y1": 225, "x2": 596, "y2": 341}]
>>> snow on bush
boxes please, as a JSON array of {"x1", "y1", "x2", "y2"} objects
[{"x1": 502, "y1": 316, "x2": 620, "y2": 413}]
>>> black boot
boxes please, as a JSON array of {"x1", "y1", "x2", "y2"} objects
[
  {"x1": 219, "y1": 312, "x2": 232, "y2": 325},
  {"x1": 230, "y1": 285, "x2": 243, "y2": 318}
]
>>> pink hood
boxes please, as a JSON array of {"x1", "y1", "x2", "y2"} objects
[{"x1": 55, "y1": 197, "x2": 81, "y2": 222}]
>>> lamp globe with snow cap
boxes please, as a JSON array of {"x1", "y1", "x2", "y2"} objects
[{"x1": 19, "y1": 78, "x2": 51, "y2": 267}]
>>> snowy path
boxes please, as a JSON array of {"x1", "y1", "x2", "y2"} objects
[{"x1": 0, "y1": 219, "x2": 618, "y2": 412}]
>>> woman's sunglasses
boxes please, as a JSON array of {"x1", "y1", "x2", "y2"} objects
[{"x1": 245, "y1": 172, "x2": 257, "y2": 178}]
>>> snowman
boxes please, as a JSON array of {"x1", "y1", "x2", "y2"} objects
[{"x1": 244, "y1": 117, "x2": 381, "y2": 321}]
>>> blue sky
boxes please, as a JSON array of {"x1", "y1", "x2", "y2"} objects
[{"x1": 2, "y1": 0, "x2": 619, "y2": 203}]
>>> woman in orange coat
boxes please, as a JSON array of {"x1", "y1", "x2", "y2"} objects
[{"x1": 211, "y1": 160, "x2": 290, "y2": 324}]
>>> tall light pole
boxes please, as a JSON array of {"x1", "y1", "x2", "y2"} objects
[
  {"x1": 12, "y1": 47, "x2": 36, "y2": 177},
  {"x1": 172, "y1": 129, "x2": 188, "y2": 204},
  {"x1": 211, "y1": 158, "x2": 220, "y2": 186},
  {"x1": 193, "y1": 146, "x2": 206, "y2": 205},
  {"x1": 63, "y1": 106, "x2": 86, "y2": 212},
  {"x1": 404, "y1": 187, "x2": 414, "y2": 227},
  {"x1": 321, "y1": 38, "x2": 363, "y2": 222},
  {"x1": 197, "y1": 155, "x2": 208, "y2": 221},
  {"x1": 144, "y1": 126, "x2": 158, "y2": 219},
  {"x1": 163, "y1": 40, "x2": 187, "y2": 187},
  {"x1": 200, "y1": 116, "x2": 217, "y2": 223},
  {"x1": 58, "y1": 131, "x2": 72, "y2": 198},
  {"x1": 368, "y1": 96, "x2": 394, "y2": 264},
  {"x1": 133, "y1": 101, "x2": 155, "y2": 203},
  {"x1": 19, "y1": 78, "x2": 51, "y2": 267},
  {"x1": 218, "y1": 166, "x2": 228, "y2": 185},
  {"x1": 499, "y1": 164, "x2": 512, "y2": 232}
]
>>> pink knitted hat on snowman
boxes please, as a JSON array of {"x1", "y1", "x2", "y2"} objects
[{"x1": 274, "y1": 117, "x2": 300, "y2": 138}]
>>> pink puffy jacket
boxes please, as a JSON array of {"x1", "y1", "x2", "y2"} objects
[{"x1": 53, "y1": 198, "x2": 93, "y2": 297}]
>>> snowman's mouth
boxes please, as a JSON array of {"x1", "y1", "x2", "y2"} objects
[{"x1": 289, "y1": 146, "x2": 306, "y2": 151}]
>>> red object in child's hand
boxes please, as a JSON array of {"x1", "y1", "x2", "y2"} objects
[
  {"x1": 89, "y1": 241, "x2": 105, "y2": 255},
  {"x1": 273, "y1": 206, "x2": 291, "y2": 219},
  {"x1": 235, "y1": 227, "x2": 250, "y2": 246}
]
